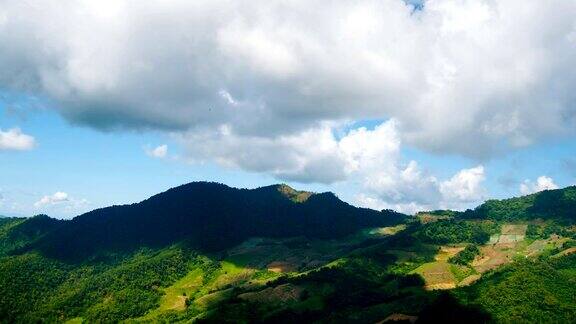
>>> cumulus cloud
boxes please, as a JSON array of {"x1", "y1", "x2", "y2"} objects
[
  {"x1": 181, "y1": 119, "x2": 486, "y2": 213},
  {"x1": 34, "y1": 191, "x2": 69, "y2": 207},
  {"x1": 0, "y1": 0, "x2": 575, "y2": 157},
  {"x1": 519, "y1": 176, "x2": 559, "y2": 195},
  {"x1": 3, "y1": 0, "x2": 573, "y2": 212},
  {"x1": 0, "y1": 128, "x2": 35, "y2": 150},
  {"x1": 33, "y1": 191, "x2": 90, "y2": 216},
  {"x1": 145, "y1": 144, "x2": 168, "y2": 159},
  {"x1": 440, "y1": 166, "x2": 486, "y2": 205}
]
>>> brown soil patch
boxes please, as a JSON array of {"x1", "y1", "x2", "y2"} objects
[
  {"x1": 378, "y1": 313, "x2": 418, "y2": 323},
  {"x1": 501, "y1": 224, "x2": 528, "y2": 235},
  {"x1": 267, "y1": 261, "x2": 298, "y2": 273},
  {"x1": 472, "y1": 245, "x2": 515, "y2": 273}
]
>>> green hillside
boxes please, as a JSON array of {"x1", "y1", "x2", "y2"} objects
[
  {"x1": 0, "y1": 183, "x2": 575, "y2": 323},
  {"x1": 465, "y1": 186, "x2": 576, "y2": 223}
]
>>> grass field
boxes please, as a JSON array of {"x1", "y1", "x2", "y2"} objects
[
  {"x1": 450, "y1": 263, "x2": 477, "y2": 283},
  {"x1": 368, "y1": 224, "x2": 407, "y2": 236},
  {"x1": 413, "y1": 261, "x2": 456, "y2": 290},
  {"x1": 137, "y1": 259, "x2": 259, "y2": 320}
]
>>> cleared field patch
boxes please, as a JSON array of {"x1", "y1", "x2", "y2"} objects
[
  {"x1": 377, "y1": 313, "x2": 418, "y2": 323},
  {"x1": 417, "y1": 213, "x2": 450, "y2": 224},
  {"x1": 139, "y1": 259, "x2": 258, "y2": 321},
  {"x1": 449, "y1": 263, "x2": 476, "y2": 282},
  {"x1": 161, "y1": 269, "x2": 203, "y2": 311},
  {"x1": 413, "y1": 261, "x2": 456, "y2": 290},
  {"x1": 369, "y1": 224, "x2": 407, "y2": 236},
  {"x1": 434, "y1": 245, "x2": 465, "y2": 262},
  {"x1": 489, "y1": 224, "x2": 528, "y2": 245},
  {"x1": 498, "y1": 234, "x2": 525, "y2": 244},
  {"x1": 472, "y1": 245, "x2": 515, "y2": 273},
  {"x1": 525, "y1": 235, "x2": 567, "y2": 257},
  {"x1": 501, "y1": 224, "x2": 528, "y2": 235},
  {"x1": 267, "y1": 260, "x2": 298, "y2": 273},
  {"x1": 525, "y1": 239, "x2": 548, "y2": 257}
]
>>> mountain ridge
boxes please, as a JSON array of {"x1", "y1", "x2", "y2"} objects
[{"x1": 18, "y1": 181, "x2": 406, "y2": 260}]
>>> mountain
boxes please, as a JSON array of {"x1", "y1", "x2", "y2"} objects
[
  {"x1": 21, "y1": 182, "x2": 406, "y2": 260},
  {"x1": 1, "y1": 182, "x2": 575, "y2": 323}
]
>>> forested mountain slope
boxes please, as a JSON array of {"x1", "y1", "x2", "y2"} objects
[
  {"x1": 1, "y1": 183, "x2": 575, "y2": 323},
  {"x1": 464, "y1": 186, "x2": 576, "y2": 223},
  {"x1": 18, "y1": 182, "x2": 405, "y2": 260}
]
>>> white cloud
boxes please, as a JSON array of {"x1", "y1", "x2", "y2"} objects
[
  {"x1": 0, "y1": 128, "x2": 35, "y2": 150},
  {"x1": 4, "y1": 0, "x2": 571, "y2": 212},
  {"x1": 0, "y1": 0, "x2": 575, "y2": 158},
  {"x1": 519, "y1": 176, "x2": 559, "y2": 195},
  {"x1": 181, "y1": 123, "x2": 348, "y2": 184},
  {"x1": 34, "y1": 191, "x2": 69, "y2": 207},
  {"x1": 33, "y1": 191, "x2": 90, "y2": 217},
  {"x1": 145, "y1": 144, "x2": 168, "y2": 159},
  {"x1": 181, "y1": 119, "x2": 486, "y2": 213},
  {"x1": 440, "y1": 166, "x2": 486, "y2": 204}
]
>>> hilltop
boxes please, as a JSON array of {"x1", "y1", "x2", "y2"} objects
[{"x1": 16, "y1": 182, "x2": 406, "y2": 260}]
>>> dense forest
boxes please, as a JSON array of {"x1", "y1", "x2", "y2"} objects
[
  {"x1": 464, "y1": 186, "x2": 576, "y2": 223},
  {"x1": 19, "y1": 182, "x2": 405, "y2": 261}
]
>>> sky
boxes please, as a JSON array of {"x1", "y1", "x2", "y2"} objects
[{"x1": 1, "y1": 0, "x2": 576, "y2": 218}]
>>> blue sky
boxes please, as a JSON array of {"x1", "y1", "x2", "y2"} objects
[
  {"x1": 2, "y1": 95, "x2": 574, "y2": 218},
  {"x1": 0, "y1": 95, "x2": 334, "y2": 217},
  {"x1": 1, "y1": 0, "x2": 576, "y2": 218}
]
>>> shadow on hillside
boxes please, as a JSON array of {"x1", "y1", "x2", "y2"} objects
[
  {"x1": 193, "y1": 247, "x2": 492, "y2": 324},
  {"x1": 529, "y1": 188, "x2": 575, "y2": 223},
  {"x1": 13, "y1": 182, "x2": 407, "y2": 264},
  {"x1": 417, "y1": 292, "x2": 492, "y2": 323}
]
